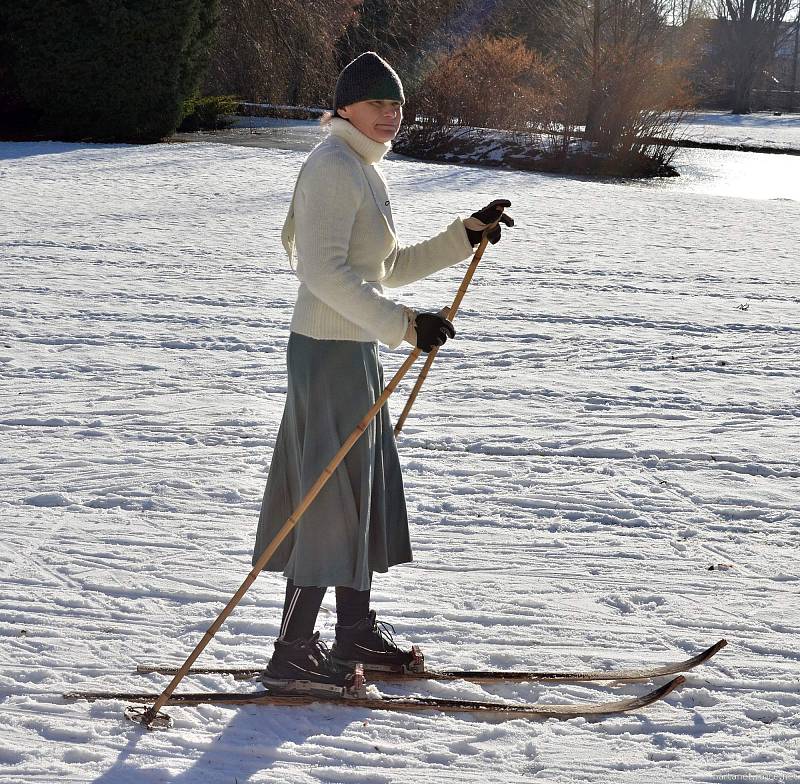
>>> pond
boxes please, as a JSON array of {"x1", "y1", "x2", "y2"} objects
[{"x1": 625, "y1": 147, "x2": 800, "y2": 202}]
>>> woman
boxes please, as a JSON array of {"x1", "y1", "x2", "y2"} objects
[{"x1": 253, "y1": 52, "x2": 514, "y2": 697}]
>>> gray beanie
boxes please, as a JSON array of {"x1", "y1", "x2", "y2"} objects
[{"x1": 333, "y1": 52, "x2": 405, "y2": 115}]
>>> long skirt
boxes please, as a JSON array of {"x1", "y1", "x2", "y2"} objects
[{"x1": 252, "y1": 332, "x2": 412, "y2": 591}]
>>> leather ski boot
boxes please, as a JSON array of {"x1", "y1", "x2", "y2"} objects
[
  {"x1": 262, "y1": 631, "x2": 366, "y2": 698},
  {"x1": 331, "y1": 610, "x2": 424, "y2": 673}
]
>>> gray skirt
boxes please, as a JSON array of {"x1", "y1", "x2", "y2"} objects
[{"x1": 252, "y1": 332, "x2": 411, "y2": 591}]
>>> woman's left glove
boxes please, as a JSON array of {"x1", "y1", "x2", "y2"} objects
[
  {"x1": 464, "y1": 199, "x2": 514, "y2": 246},
  {"x1": 404, "y1": 308, "x2": 456, "y2": 353}
]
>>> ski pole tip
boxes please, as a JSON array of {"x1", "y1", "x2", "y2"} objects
[{"x1": 124, "y1": 705, "x2": 174, "y2": 730}]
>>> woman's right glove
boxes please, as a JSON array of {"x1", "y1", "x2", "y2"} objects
[{"x1": 406, "y1": 310, "x2": 456, "y2": 353}]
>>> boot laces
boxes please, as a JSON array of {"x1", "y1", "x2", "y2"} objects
[
  {"x1": 372, "y1": 616, "x2": 400, "y2": 652},
  {"x1": 305, "y1": 631, "x2": 335, "y2": 668},
  {"x1": 308, "y1": 633, "x2": 359, "y2": 685}
]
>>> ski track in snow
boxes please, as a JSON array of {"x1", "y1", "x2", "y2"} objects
[{"x1": 1, "y1": 138, "x2": 799, "y2": 783}]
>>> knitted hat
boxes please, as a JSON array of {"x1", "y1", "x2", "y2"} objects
[{"x1": 333, "y1": 52, "x2": 405, "y2": 115}]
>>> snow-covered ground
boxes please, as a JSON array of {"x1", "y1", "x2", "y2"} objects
[
  {"x1": 1, "y1": 138, "x2": 799, "y2": 783},
  {"x1": 677, "y1": 110, "x2": 800, "y2": 150}
]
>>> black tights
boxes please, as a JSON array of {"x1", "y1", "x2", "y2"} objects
[{"x1": 279, "y1": 579, "x2": 371, "y2": 642}]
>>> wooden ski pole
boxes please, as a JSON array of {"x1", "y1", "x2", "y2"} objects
[
  {"x1": 133, "y1": 346, "x2": 423, "y2": 729},
  {"x1": 394, "y1": 218, "x2": 501, "y2": 437}
]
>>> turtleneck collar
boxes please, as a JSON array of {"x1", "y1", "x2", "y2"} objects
[{"x1": 329, "y1": 117, "x2": 391, "y2": 165}]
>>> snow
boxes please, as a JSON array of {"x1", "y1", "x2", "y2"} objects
[
  {"x1": 677, "y1": 110, "x2": 800, "y2": 151},
  {"x1": 1, "y1": 132, "x2": 799, "y2": 783}
]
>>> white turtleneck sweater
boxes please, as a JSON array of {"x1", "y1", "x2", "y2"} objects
[{"x1": 282, "y1": 118, "x2": 474, "y2": 349}]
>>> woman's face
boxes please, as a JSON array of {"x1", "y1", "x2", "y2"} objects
[{"x1": 338, "y1": 100, "x2": 403, "y2": 143}]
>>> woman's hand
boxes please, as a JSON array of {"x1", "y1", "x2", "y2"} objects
[
  {"x1": 464, "y1": 199, "x2": 514, "y2": 246},
  {"x1": 405, "y1": 308, "x2": 456, "y2": 353}
]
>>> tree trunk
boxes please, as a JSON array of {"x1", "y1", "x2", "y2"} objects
[
  {"x1": 731, "y1": 67, "x2": 754, "y2": 113},
  {"x1": 287, "y1": 63, "x2": 304, "y2": 106},
  {"x1": 584, "y1": 0, "x2": 603, "y2": 136},
  {"x1": 791, "y1": 13, "x2": 800, "y2": 110}
]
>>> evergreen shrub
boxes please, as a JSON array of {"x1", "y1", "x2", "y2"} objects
[
  {"x1": 179, "y1": 95, "x2": 238, "y2": 131},
  {"x1": 3, "y1": 0, "x2": 218, "y2": 142}
]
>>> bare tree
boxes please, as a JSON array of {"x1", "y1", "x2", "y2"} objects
[
  {"x1": 714, "y1": 0, "x2": 797, "y2": 113},
  {"x1": 667, "y1": 0, "x2": 713, "y2": 23},
  {"x1": 791, "y1": 7, "x2": 800, "y2": 101},
  {"x1": 578, "y1": 0, "x2": 673, "y2": 135},
  {"x1": 205, "y1": 0, "x2": 358, "y2": 105},
  {"x1": 479, "y1": 0, "x2": 584, "y2": 55},
  {"x1": 335, "y1": 0, "x2": 465, "y2": 79},
  {"x1": 554, "y1": 0, "x2": 694, "y2": 175}
]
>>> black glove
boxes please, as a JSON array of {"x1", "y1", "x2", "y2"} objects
[
  {"x1": 464, "y1": 198, "x2": 514, "y2": 246},
  {"x1": 414, "y1": 312, "x2": 456, "y2": 353}
]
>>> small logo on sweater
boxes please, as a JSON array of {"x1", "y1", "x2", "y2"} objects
[{"x1": 385, "y1": 201, "x2": 390, "y2": 206}]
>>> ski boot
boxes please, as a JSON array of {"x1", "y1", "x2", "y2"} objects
[
  {"x1": 331, "y1": 610, "x2": 424, "y2": 674},
  {"x1": 261, "y1": 631, "x2": 366, "y2": 698}
]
